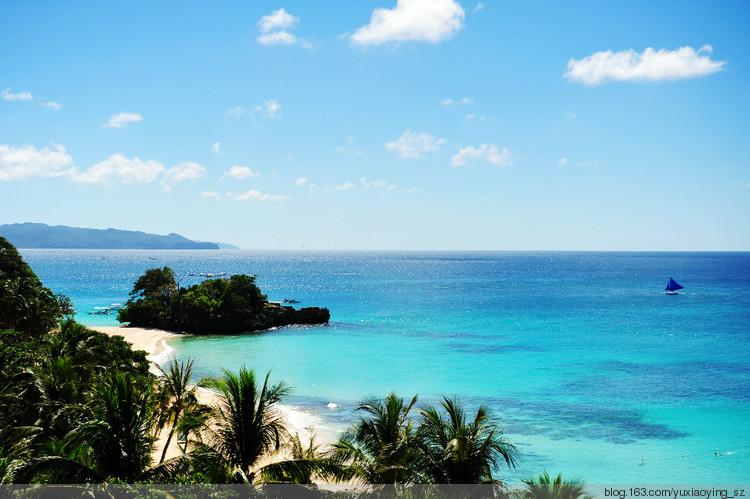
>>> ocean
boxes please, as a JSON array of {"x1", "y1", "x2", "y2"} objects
[{"x1": 20, "y1": 249, "x2": 750, "y2": 484}]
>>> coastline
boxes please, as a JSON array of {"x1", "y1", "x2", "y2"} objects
[{"x1": 90, "y1": 325, "x2": 332, "y2": 463}]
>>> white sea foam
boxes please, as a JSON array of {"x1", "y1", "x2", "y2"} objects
[{"x1": 148, "y1": 338, "x2": 175, "y2": 369}]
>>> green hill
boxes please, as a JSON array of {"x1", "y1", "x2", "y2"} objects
[{"x1": 0, "y1": 223, "x2": 222, "y2": 250}]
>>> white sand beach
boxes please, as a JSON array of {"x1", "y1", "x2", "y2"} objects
[{"x1": 90, "y1": 326, "x2": 329, "y2": 465}]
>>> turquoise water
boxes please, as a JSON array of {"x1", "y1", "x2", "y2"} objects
[{"x1": 21, "y1": 250, "x2": 750, "y2": 484}]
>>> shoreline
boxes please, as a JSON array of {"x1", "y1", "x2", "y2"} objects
[{"x1": 90, "y1": 325, "x2": 335, "y2": 462}]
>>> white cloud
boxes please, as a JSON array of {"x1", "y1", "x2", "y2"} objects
[
  {"x1": 385, "y1": 129, "x2": 445, "y2": 159},
  {"x1": 258, "y1": 31, "x2": 298, "y2": 45},
  {"x1": 45, "y1": 102, "x2": 62, "y2": 111},
  {"x1": 473, "y1": 2, "x2": 484, "y2": 12},
  {"x1": 350, "y1": 0, "x2": 465, "y2": 46},
  {"x1": 295, "y1": 177, "x2": 308, "y2": 186},
  {"x1": 202, "y1": 190, "x2": 222, "y2": 200},
  {"x1": 465, "y1": 113, "x2": 476, "y2": 120},
  {"x1": 557, "y1": 158, "x2": 599, "y2": 168},
  {"x1": 335, "y1": 135, "x2": 365, "y2": 156},
  {"x1": 328, "y1": 182, "x2": 356, "y2": 192},
  {"x1": 104, "y1": 112, "x2": 143, "y2": 128},
  {"x1": 360, "y1": 177, "x2": 395, "y2": 194},
  {"x1": 72, "y1": 153, "x2": 164, "y2": 185},
  {"x1": 226, "y1": 106, "x2": 246, "y2": 118},
  {"x1": 450, "y1": 144, "x2": 512, "y2": 167},
  {"x1": 441, "y1": 96, "x2": 472, "y2": 106},
  {"x1": 263, "y1": 99, "x2": 281, "y2": 117},
  {"x1": 233, "y1": 189, "x2": 287, "y2": 202},
  {"x1": 0, "y1": 144, "x2": 74, "y2": 181},
  {"x1": 257, "y1": 8, "x2": 299, "y2": 33},
  {"x1": 212, "y1": 142, "x2": 221, "y2": 154},
  {"x1": 406, "y1": 187, "x2": 419, "y2": 194},
  {"x1": 1, "y1": 88, "x2": 33, "y2": 101},
  {"x1": 565, "y1": 45, "x2": 726, "y2": 85},
  {"x1": 564, "y1": 111, "x2": 576, "y2": 119},
  {"x1": 161, "y1": 161, "x2": 206, "y2": 191},
  {"x1": 222, "y1": 166, "x2": 260, "y2": 180}
]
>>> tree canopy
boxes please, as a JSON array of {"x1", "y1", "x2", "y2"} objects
[
  {"x1": 118, "y1": 268, "x2": 329, "y2": 334},
  {"x1": 0, "y1": 237, "x2": 62, "y2": 338}
]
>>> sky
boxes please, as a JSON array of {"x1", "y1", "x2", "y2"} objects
[{"x1": 1, "y1": 0, "x2": 748, "y2": 250}]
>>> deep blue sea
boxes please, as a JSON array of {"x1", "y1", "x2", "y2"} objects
[{"x1": 20, "y1": 249, "x2": 750, "y2": 484}]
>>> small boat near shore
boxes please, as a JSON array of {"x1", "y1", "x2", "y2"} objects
[{"x1": 665, "y1": 278, "x2": 684, "y2": 294}]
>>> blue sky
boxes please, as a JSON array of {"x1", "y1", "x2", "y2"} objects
[{"x1": 1, "y1": 0, "x2": 748, "y2": 250}]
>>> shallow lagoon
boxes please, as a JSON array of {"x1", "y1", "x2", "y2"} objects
[{"x1": 23, "y1": 249, "x2": 750, "y2": 484}]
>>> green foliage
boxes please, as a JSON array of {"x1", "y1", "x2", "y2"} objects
[
  {"x1": 330, "y1": 393, "x2": 425, "y2": 484},
  {"x1": 205, "y1": 367, "x2": 290, "y2": 480},
  {"x1": 520, "y1": 472, "x2": 592, "y2": 499},
  {"x1": 118, "y1": 269, "x2": 327, "y2": 335},
  {"x1": 418, "y1": 396, "x2": 518, "y2": 484},
  {"x1": 0, "y1": 237, "x2": 61, "y2": 338}
]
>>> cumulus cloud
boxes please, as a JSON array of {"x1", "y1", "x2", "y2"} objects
[
  {"x1": 222, "y1": 166, "x2": 260, "y2": 180},
  {"x1": 258, "y1": 31, "x2": 298, "y2": 45},
  {"x1": 565, "y1": 45, "x2": 726, "y2": 85},
  {"x1": 295, "y1": 177, "x2": 308, "y2": 186},
  {"x1": 161, "y1": 161, "x2": 206, "y2": 191},
  {"x1": 212, "y1": 142, "x2": 221, "y2": 154},
  {"x1": 0, "y1": 144, "x2": 74, "y2": 181},
  {"x1": 104, "y1": 112, "x2": 143, "y2": 128},
  {"x1": 45, "y1": 102, "x2": 62, "y2": 110},
  {"x1": 350, "y1": 0, "x2": 465, "y2": 46},
  {"x1": 257, "y1": 8, "x2": 299, "y2": 33},
  {"x1": 450, "y1": 144, "x2": 512, "y2": 167},
  {"x1": 385, "y1": 130, "x2": 445, "y2": 159},
  {"x1": 72, "y1": 153, "x2": 164, "y2": 185},
  {"x1": 233, "y1": 189, "x2": 287, "y2": 202},
  {"x1": 1, "y1": 88, "x2": 33, "y2": 101}
]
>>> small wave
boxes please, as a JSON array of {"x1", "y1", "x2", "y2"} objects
[{"x1": 148, "y1": 338, "x2": 175, "y2": 368}]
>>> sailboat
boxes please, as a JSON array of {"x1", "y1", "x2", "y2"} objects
[{"x1": 665, "y1": 278, "x2": 684, "y2": 294}]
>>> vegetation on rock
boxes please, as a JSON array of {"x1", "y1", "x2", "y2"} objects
[{"x1": 118, "y1": 267, "x2": 330, "y2": 334}]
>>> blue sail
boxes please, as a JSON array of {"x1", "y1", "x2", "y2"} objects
[{"x1": 666, "y1": 278, "x2": 684, "y2": 292}]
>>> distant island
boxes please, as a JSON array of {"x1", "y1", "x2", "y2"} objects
[
  {"x1": 118, "y1": 267, "x2": 330, "y2": 334},
  {"x1": 0, "y1": 223, "x2": 238, "y2": 250}
]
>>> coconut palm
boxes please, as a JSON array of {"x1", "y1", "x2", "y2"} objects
[
  {"x1": 330, "y1": 392, "x2": 424, "y2": 484},
  {"x1": 11, "y1": 372, "x2": 155, "y2": 483},
  {"x1": 418, "y1": 396, "x2": 518, "y2": 484},
  {"x1": 520, "y1": 472, "x2": 592, "y2": 499},
  {"x1": 154, "y1": 356, "x2": 210, "y2": 464},
  {"x1": 205, "y1": 366, "x2": 291, "y2": 482}
]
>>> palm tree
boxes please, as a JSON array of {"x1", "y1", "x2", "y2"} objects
[
  {"x1": 205, "y1": 366, "x2": 291, "y2": 482},
  {"x1": 11, "y1": 372, "x2": 155, "y2": 483},
  {"x1": 154, "y1": 356, "x2": 209, "y2": 464},
  {"x1": 330, "y1": 392, "x2": 424, "y2": 484},
  {"x1": 418, "y1": 396, "x2": 518, "y2": 484},
  {"x1": 521, "y1": 472, "x2": 592, "y2": 499}
]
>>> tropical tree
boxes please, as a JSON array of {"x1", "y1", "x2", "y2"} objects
[
  {"x1": 330, "y1": 392, "x2": 424, "y2": 484},
  {"x1": 205, "y1": 367, "x2": 291, "y2": 482},
  {"x1": 520, "y1": 472, "x2": 592, "y2": 499},
  {"x1": 11, "y1": 372, "x2": 155, "y2": 483},
  {"x1": 154, "y1": 356, "x2": 210, "y2": 464},
  {"x1": 418, "y1": 396, "x2": 518, "y2": 484},
  {"x1": 0, "y1": 237, "x2": 61, "y2": 338}
]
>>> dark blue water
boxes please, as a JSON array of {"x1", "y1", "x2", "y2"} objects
[{"x1": 21, "y1": 250, "x2": 750, "y2": 484}]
